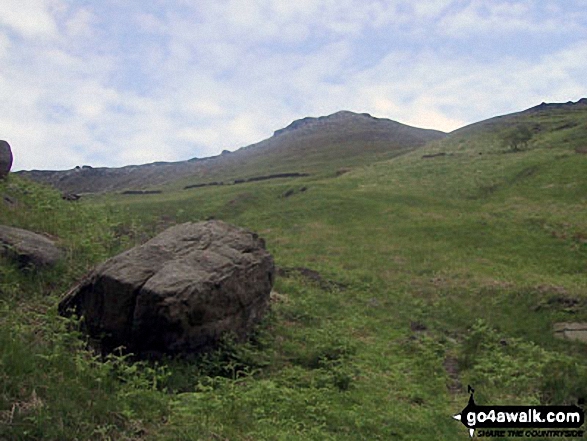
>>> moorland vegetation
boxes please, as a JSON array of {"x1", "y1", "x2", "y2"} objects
[{"x1": 2, "y1": 102, "x2": 587, "y2": 440}]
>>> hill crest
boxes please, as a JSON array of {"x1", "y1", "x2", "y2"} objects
[{"x1": 18, "y1": 110, "x2": 446, "y2": 193}]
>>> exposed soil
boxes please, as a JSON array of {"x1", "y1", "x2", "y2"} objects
[
  {"x1": 443, "y1": 355, "x2": 462, "y2": 394},
  {"x1": 421, "y1": 152, "x2": 447, "y2": 159},
  {"x1": 121, "y1": 190, "x2": 162, "y2": 195},
  {"x1": 276, "y1": 266, "x2": 347, "y2": 291}
]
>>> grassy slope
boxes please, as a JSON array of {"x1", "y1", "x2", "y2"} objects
[{"x1": 2, "y1": 104, "x2": 587, "y2": 440}]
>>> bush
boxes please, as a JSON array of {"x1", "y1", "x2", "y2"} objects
[
  {"x1": 503, "y1": 125, "x2": 533, "y2": 152},
  {"x1": 459, "y1": 319, "x2": 587, "y2": 405}
]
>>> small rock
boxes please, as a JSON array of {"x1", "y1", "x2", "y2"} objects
[
  {"x1": 270, "y1": 290, "x2": 289, "y2": 304},
  {"x1": 553, "y1": 322, "x2": 587, "y2": 343},
  {"x1": 0, "y1": 140, "x2": 13, "y2": 179},
  {"x1": 0, "y1": 225, "x2": 63, "y2": 268},
  {"x1": 3, "y1": 194, "x2": 17, "y2": 206},
  {"x1": 62, "y1": 193, "x2": 81, "y2": 201}
]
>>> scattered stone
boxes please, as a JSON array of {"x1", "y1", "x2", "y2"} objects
[
  {"x1": 59, "y1": 220, "x2": 274, "y2": 357},
  {"x1": 547, "y1": 296, "x2": 581, "y2": 310},
  {"x1": 270, "y1": 290, "x2": 289, "y2": 304},
  {"x1": 0, "y1": 140, "x2": 13, "y2": 179},
  {"x1": 410, "y1": 321, "x2": 427, "y2": 332},
  {"x1": 0, "y1": 225, "x2": 63, "y2": 268},
  {"x1": 553, "y1": 323, "x2": 587, "y2": 343},
  {"x1": 3, "y1": 194, "x2": 17, "y2": 206},
  {"x1": 62, "y1": 193, "x2": 81, "y2": 201},
  {"x1": 532, "y1": 287, "x2": 585, "y2": 313},
  {"x1": 367, "y1": 297, "x2": 379, "y2": 307},
  {"x1": 281, "y1": 187, "x2": 308, "y2": 198}
]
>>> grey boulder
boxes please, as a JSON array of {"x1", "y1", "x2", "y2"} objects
[
  {"x1": 59, "y1": 220, "x2": 274, "y2": 357},
  {"x1": 0, "y1": 140, "x2": 12, "y2": 179},
  {"x1": 553, "y1": 322, "x2": 587, "y2": 344},
  {"x1": 0, "y1": 225, "x2": 63, "y2": 268}
]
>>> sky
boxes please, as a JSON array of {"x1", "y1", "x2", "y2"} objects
[{"x1": 1, "y1": 1, "x2": 586, "y2": 171}]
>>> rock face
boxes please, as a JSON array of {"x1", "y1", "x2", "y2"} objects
[
  {"x1": 0, "y1": 225, "x2": 63, "y2": 268},
  {"x1": 0, "y1": 140, "x2": 13, "y2": 179},
  {"x1": 59, "y1": 220, "x2": 274, "y2": 357}
]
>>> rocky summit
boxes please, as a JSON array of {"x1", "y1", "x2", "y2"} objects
[
  {"x1": 0, "y1": 140, "x2": 12, "y2": 179},
  {"x1": 17, "y1": 111, "x2": 446, "y2": 193},
  {"x1": 58, "y1": 220, "x2": 274, "y2": 357}
]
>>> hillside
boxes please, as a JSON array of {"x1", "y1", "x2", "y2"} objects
[
  {"x1": 450, "y1": 97, "x2": 587, "y2": 140},
  {"x1": 18, "y1": 111, "x2": 445, "y2": 194},
  {"x1": 2, "y1": 100, "x2": 587, "y2": 440}
]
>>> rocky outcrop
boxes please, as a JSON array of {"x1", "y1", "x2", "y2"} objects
[
  {"x1": 527, "y1": 98, "x2": 587, "y2": 113},
  {"x1": 0, "y1": 225, "x2": 63, "y2": 268},
  {"x1": 0, "y1": 140, "x2": 13, "y2": 179},
  {"x1": 58, "y1": 220, "x2": 274, "y2": 357}
]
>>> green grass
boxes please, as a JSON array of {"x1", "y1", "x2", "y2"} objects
[{"x1": 2, "y1": 105, "x2": 587, "y2": 439}]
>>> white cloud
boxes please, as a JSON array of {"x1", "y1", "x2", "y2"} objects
[
  {"x1": 135, "y1": 12, "x2": 167, "y2": 35},
  {"x1": 64, "y1": 7, "x2": 94, "y2": 38},
  {"x1": 0, "y1": 0, "x2": 59, "y2": 38},
  {"x1": 411, "y1": 1, "x2": 453, "y2": 18},
  {"x1": 1, "y1": 1, "x2": 587, "y2": 171},
  {"x1": 0, "y1": 32, "x2": 10, "y2": 58},
  {"x1": 438, "y1": 0, "x2": 577, "y2": 36}
]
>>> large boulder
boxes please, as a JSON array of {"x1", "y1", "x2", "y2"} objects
[
  {"x1": 0, "y1": 225, "x2": 63, "y2": 268},
  {"x1": 0, "y1": 140, "x2": 13, "y2": 179},
  {"x1": 59, "y1": 220, "x2": 274, "y2": 357}
]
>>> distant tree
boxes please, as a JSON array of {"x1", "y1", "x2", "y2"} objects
[{"x1": 503, "y1": 125, "x2": 533, "y2": 152}]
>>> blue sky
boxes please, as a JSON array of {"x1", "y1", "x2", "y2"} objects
[{"x1": 1, "y1": 0, "x2": 586, "y2": 170}]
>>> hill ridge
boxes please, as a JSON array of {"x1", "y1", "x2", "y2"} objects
[{"x1": 18, "y1": 110, "x2": 446, "y2": 193}]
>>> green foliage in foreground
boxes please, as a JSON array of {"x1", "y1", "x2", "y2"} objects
[{"x1": 2, "y1": 105, "x2": 587, "y2": 440}]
